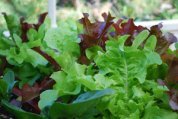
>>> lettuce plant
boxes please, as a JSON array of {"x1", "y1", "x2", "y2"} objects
[{"x1": 0, "y1": 12, "x2": 178, "y2": 119}]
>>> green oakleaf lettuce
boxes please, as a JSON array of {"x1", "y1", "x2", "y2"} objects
[{"x1": 88, "y1": 30, "x2": 177, "y2": 118}]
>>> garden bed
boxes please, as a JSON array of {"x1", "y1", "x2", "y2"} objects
[{"x1": 0, "y1": 12, "x2": 178, "y2": 119}]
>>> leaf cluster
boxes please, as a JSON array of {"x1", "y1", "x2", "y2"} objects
[{"x1": 0, "y1": 12, "x2": 178, "y2": 119}]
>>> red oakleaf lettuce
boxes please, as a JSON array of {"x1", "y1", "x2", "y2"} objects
[
  {"x1": 79, "y1": 13, "x2": 114, "y2": 64},
  {"x1": 112, "y1": 18, "x2": 146, "y2": 45},
  {"x1": 161, "y1": 51, "x2": 178, "y2": 111},
  {"x1": 11, "y1": 76, "x2": 55, "y2": 113},
  {"x1": 20, "y1": 13, "x2": 47, "y2": 42},
  {"x1": 78, "y1": 13, "x2": 177, "y2": 65},
  {"x1": 150, "y1": 24, "x2": 177, "y2": 54}
]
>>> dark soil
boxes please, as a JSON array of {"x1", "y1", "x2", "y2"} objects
[{"x1": 0, "y1": 106, "x2": 14, "y2": 119}]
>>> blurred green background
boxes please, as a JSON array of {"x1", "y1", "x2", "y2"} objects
[{"x1": 0, "y1": 0, "x2": 178, "y2": 28}]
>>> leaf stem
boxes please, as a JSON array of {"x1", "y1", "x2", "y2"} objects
[
  {"x1": 32, "y1": 47, "x2": 61, "y2": 71},
  {"x1": 121, "y1": 51, "x2": 128, "y2": 100}
]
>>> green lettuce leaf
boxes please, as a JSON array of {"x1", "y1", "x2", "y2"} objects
[
  {"x1": 1, "y1": 100, "x2": 43, "y2": 119},
  {"x1": 49, "y1": 89, "x2": 114, "y2": 119}
]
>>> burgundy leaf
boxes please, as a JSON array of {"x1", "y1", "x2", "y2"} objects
[
  {"x1": 112, "y1": 18, "x2": 146, "y2": 45},
  {"x1": 79, "y1": 12, "x2": 114, "y2": 49},
  {"x1": 79, "y1": 13, "x2": 114, "y2": 64},
  {"x1": 39, "y1": 76, "x2": 55, "y2": 91},
  {"x1": 21, "y1": 83, "x2": 40, "y2": 102},
  {"x1": 150, "y1": 24, "x2": 177, "y2": 55},
  {"x1": 12, "y1": 87, "x2": 22, "y2": 96},
  {"x1": 20, "y1": 12, "x2": 47, "y2": 42},
  {"x1": 20, "y1": 18, "x2": 33, "y2": 42},
  {"x1": 32, "y1": 47, "x2": 61, "y2": 71},
  {"x1": 34, "y1": 12, "x2": 48, "y2": 29},
  {"x1": 167, "y1": 59, "x2": 178, "y2": 84},
  {"x1": 12, "y1": 84, "x2": 41, "y2": 113},
  {"x1": 162, "y1": 50, "x2": 178, "y2": 85},
  {"x1": 12, "y1": 76, "x2": 54, "y2": 113},
  {"x1": 161, "y1": 50, "x2": 178, "y2": 111},
  {"x1": 113, "y1": 20, "x2": 177, "y2": 54}
]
